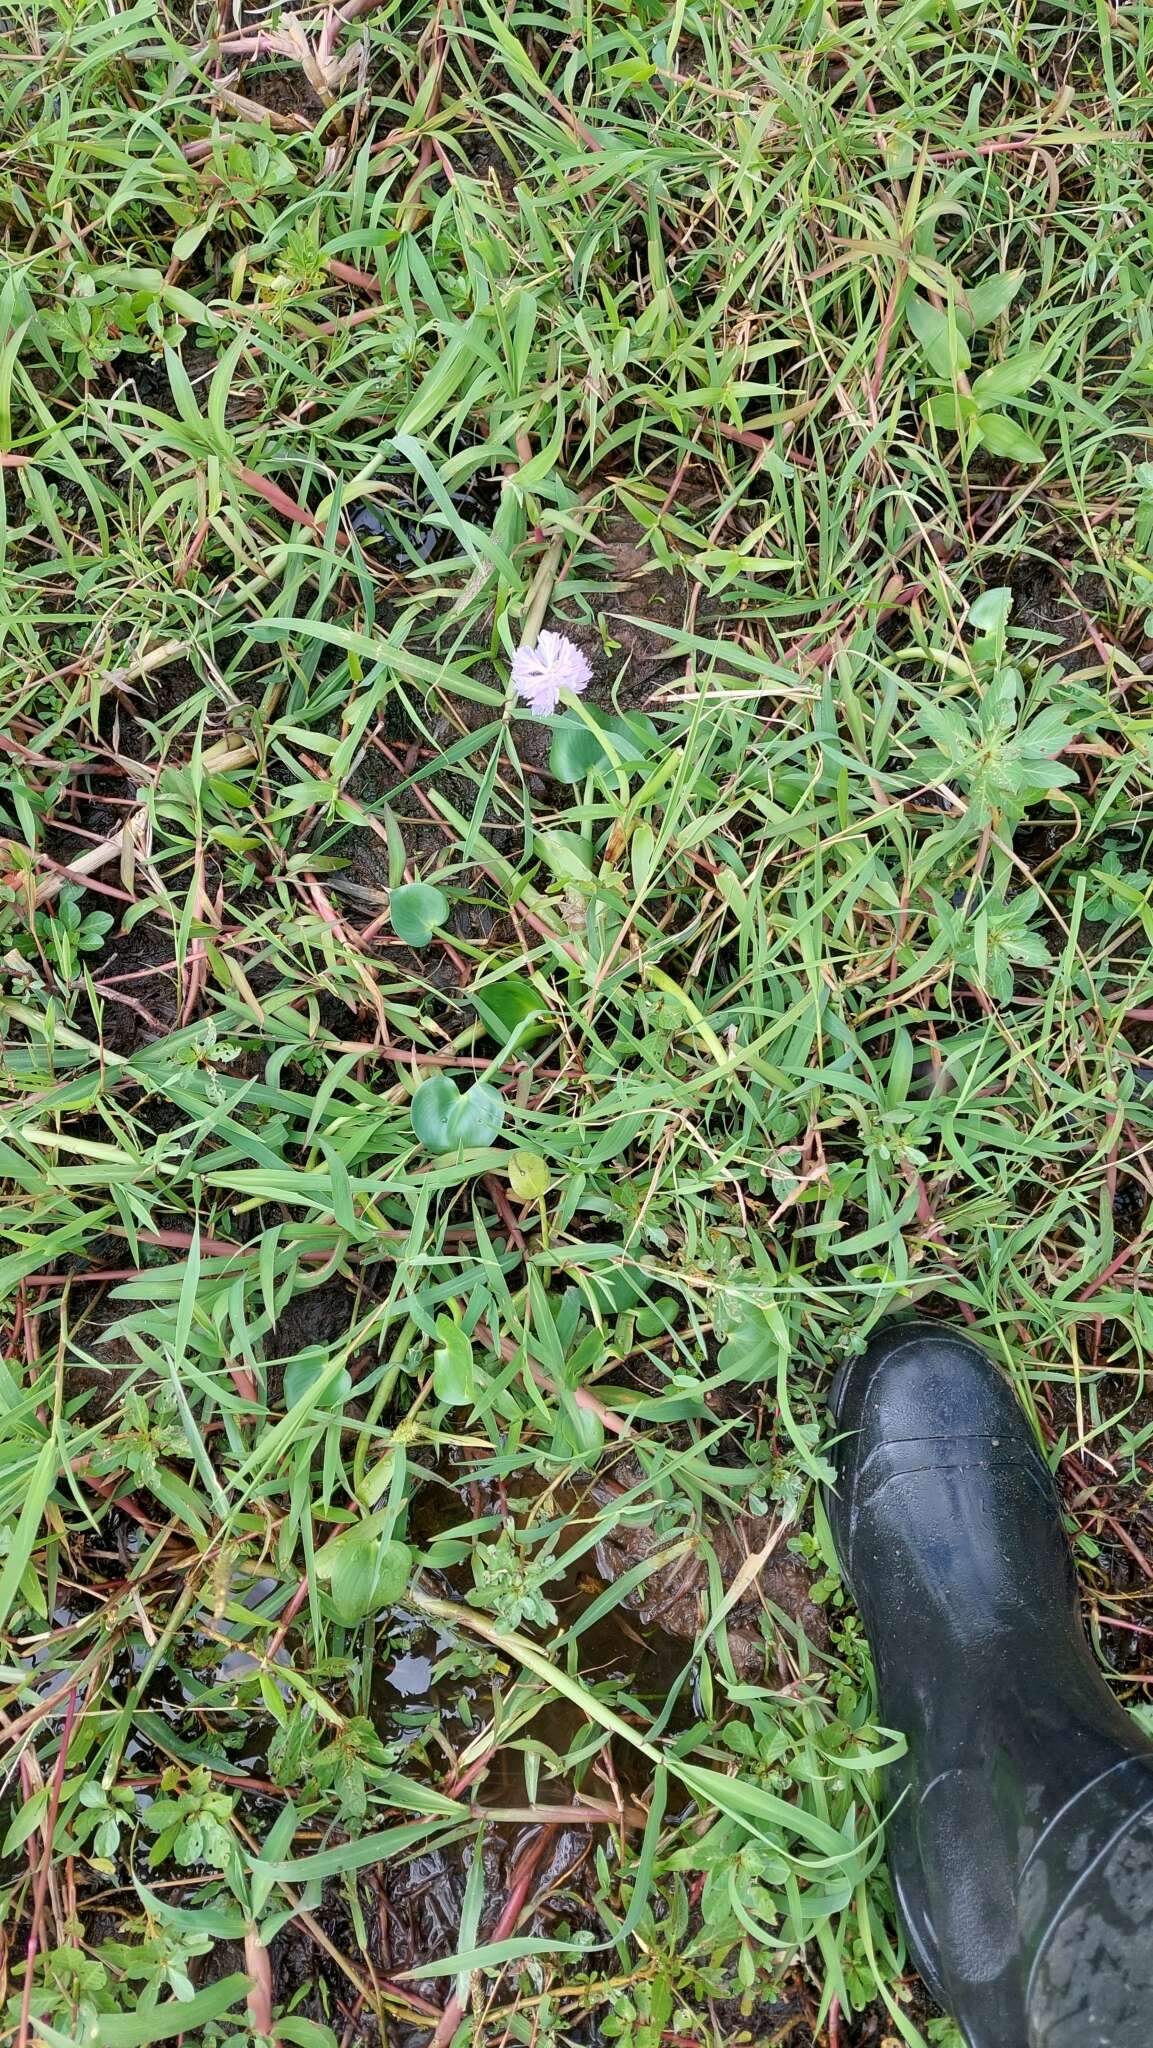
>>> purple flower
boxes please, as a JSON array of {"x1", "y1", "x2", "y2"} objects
[{"x1": 510, "y1": 631, "x2": 592, "y2": 716}]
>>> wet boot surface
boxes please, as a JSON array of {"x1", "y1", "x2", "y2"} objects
[{"x1": 826, "y1": 1321, "x2": 1153, "y2": 2048}]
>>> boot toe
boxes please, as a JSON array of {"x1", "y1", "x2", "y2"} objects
[
  {"x1": 831, "y1": 1318, "x2": 1033, "y2": 1459},
  {"x1": 826, "y1": 1320, "x2": 1046, "y2": 1564}
]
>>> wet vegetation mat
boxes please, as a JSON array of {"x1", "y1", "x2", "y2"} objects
[{"x1": 2, "y1": 0, "x2": 1153, "y2": 2040}]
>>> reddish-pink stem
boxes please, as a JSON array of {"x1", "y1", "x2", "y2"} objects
[{"x1": 17, "y1": 1688, "x2": 81, "y2": 2048}]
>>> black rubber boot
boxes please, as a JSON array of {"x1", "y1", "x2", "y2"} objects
[{"x1": 825, "y1": 1319, "x2": 1153, "y2": 2048}]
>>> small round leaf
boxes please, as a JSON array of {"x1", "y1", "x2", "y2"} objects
[
  {"x1": 508, "y1": 1150, "x2": 551, "y2": 1200},
  {"x1": 389, "y1": 882, "x2": 449, "y2": 948},
  {"x1": 374, "y1": 1539, "x2": 413, "y2": 1605},
  {"x1": 411, "y1": 1075, "x2": 505, "y2": 1153}
]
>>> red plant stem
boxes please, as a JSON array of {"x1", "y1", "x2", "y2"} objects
[
  {"x1": 1078, "y1": 1235, "x2": 1148, "y2": 1302},
  {"x1": 428, "y1": 1828, "x2": 556, "y2": 2048},
  {"x1": 266, "y1": 1575, "x2": 310, "y2": 1662},
  {"x1": 17, "y1": 1687, "x2": 81, "y2": 2048}
]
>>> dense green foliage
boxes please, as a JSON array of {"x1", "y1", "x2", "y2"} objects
[{"x1": 2, "y1": 0, "x2": 1152, "y2": 2040}]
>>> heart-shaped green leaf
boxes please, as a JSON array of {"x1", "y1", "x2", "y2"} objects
[
  {"x1": 585, "y1": 1262, "x2": 650, "y2": 1312},
  {"x1": 283, "y1": 1349, "x2": 352, "y2": 1410},
  {"x1": 374, "y1": 1539, "x2": 413, "y2": 1604},
  {"x1": 389, "y1": 882, "x2": 449, "y2": 948},
  {"x1": 316, "y1": 1533, "x2": 375, "y2": 1623},
  {"x1": 535, "y1": 829, "x2": 594, "y2": 882},
  {"x1": 549, "y1": 709, "x2": 655, "y2": 784},
  {"x1": 471, "y1": 974, "x2": 552, "y2": 1049},
  {"x1": 410, "y1": 1075, "x2": 505, "y2": 1152},
  {"x1": 923, "y1": 391, "x2": 979, "y2": 432},
  {"x1": 967, "y1": 586, "x2": 1013, "y2": 635},
  {"x1": 316, "y1": 1529, "x2": 412, "y2": 1623},
  {"x1": 433, "y1": 1314, "x2": 475, "y2": 1406}
]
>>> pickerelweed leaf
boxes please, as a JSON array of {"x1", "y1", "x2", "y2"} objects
[
  {"x1": 535, "y1": 828, "x2": 594, "y2": 882},
  {"x1": 549, "y1": 708, "x2": 656, "y2": 784},
  {"x1": 321, "y1": 1534, "x2": 380, "y2": 1623},
  {"x1": 471, "y1": 973, "x2": 553, "y2": 1049},
  {"x1": 507, "y1": 1149, "x2": 551, "y2": 1200},
  {"x1": 411, "y1": 1075, "x2": 505, "y2": 1152},
  {"x1": 433, "y1": 1313, "x2": 476, "y2": 1406},
  {"x1": 924, "y1": 391, "x2": 979, "y2": 432},
  {"x1": 967, "y1": 586, "x2": 1013, "y2": 636},
  {"x1": 283, "y1": 1348, "x2": 352, "y2": 1409},
  {"x1": 374, "y1": 1538, "x2": 412, "y2": 1603},
  {"x1": 316, "y1": 1529, "x2": 413, "y2": 1622},
  {"x1": 389, "y1": 881, "x2": 449, "y2": 947}
]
